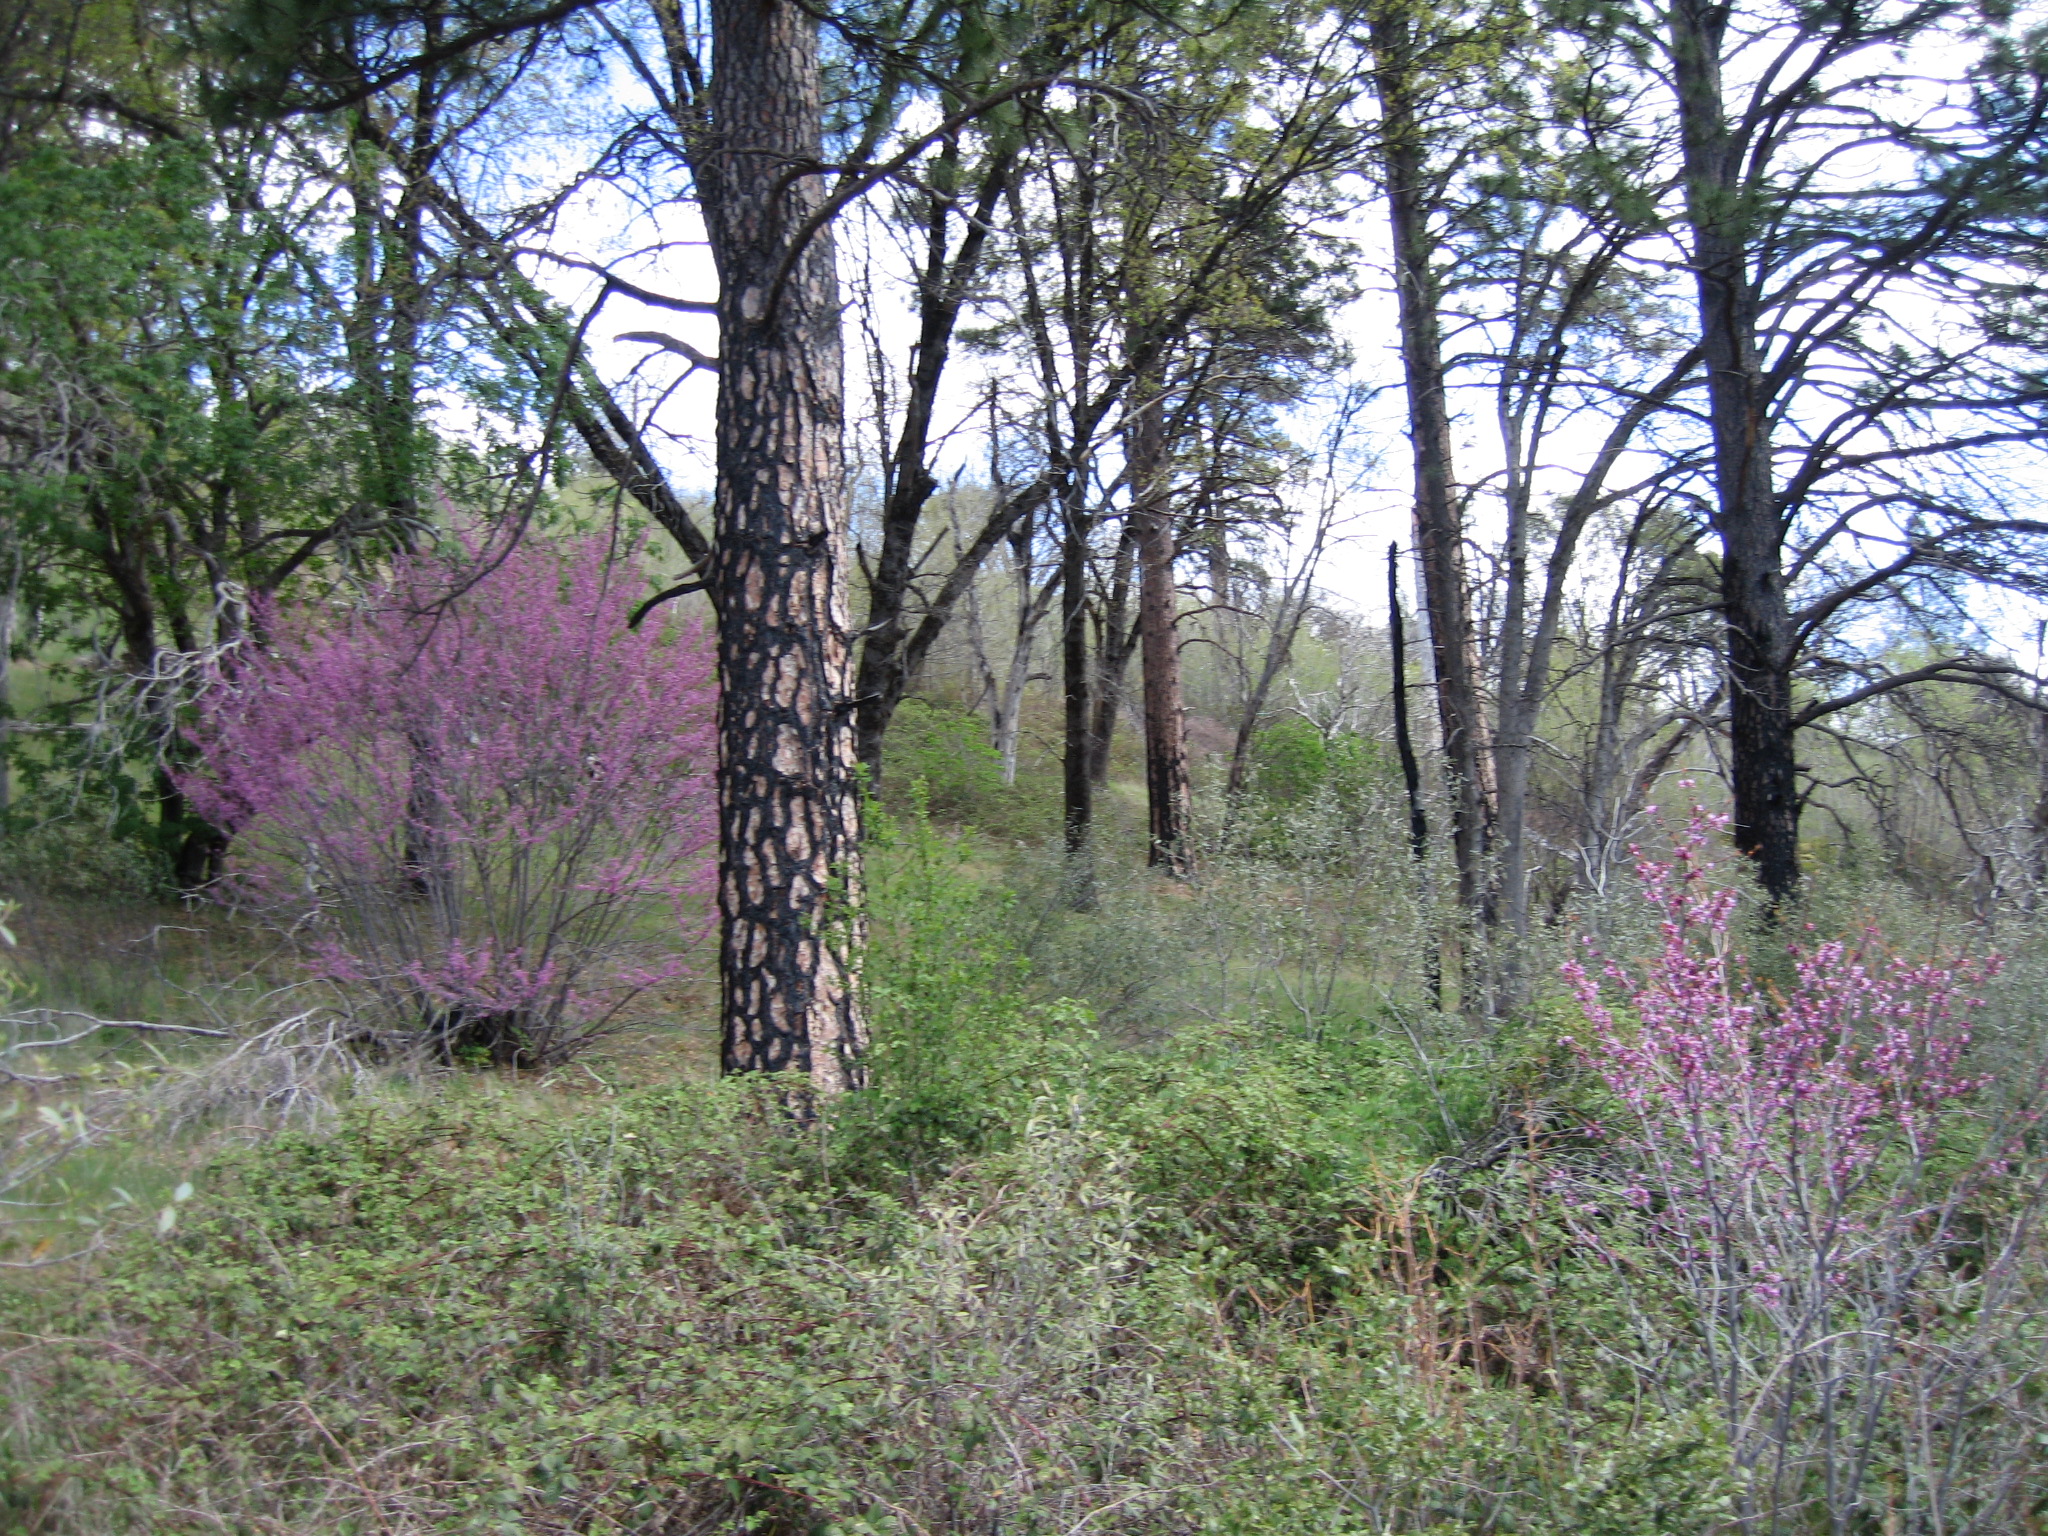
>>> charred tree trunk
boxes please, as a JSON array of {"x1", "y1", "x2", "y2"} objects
[
  {"x1": 695, "y1": 0, "x2": 866, "y2": 1092},
  {"x1": 2028, "y1": 690, "x2": 2048, "y2": 907},
  {"x1": 86, "y1": 491, "x2": 218, "y2": 888},
  {"x1": 1390, "y1": 541, "x2": 1442, "y2": 1007},
  {"x1": 1061, "y1": 487, "x2": 1096, "y2": 908},
  {"x1": 1369, "y1": 5, "x2": 1494, "y2": 916},
  {"x1": 0, "y1": 538, "x2": 17, "y2": 816},
  {"x1": 1390, "y1": 544, "x2": 1430, "y2": 864},
  {"x1": 1087, "y1": 520, "x2": 1138, "y2": 787},
  {"x1": 851, "y1": 148, "x2": 1017, "y2": 782},
  {"x1": 1670, "y1": 0, "x2": 1800, "y2": 904},
  {"x1": 1133, "y1": 385, "x2": 1191, "y2": 875}
]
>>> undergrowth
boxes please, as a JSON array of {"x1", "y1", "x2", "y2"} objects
[
  {"x1": 0, "y1": 1069, "x2": 1725, "y2": 1535},
  {"x1": 2, "y1": 807, "x2": 2041, "y2": 1533}
]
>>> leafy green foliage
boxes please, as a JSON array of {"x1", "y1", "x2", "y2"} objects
[
  {"x1": 872, "y1": 699, "x2": 1052, "y2": 839},
  {"x1": 0, "y1": 805, "x2": 1741, "y2": 1534},
  {"x1": 0, "y1": 137, "x2": 346, "y2": 863},
  {"x1": 1249, "y1": 718, "x2": 1394, "y2": 808},
  {"x1": 0, "y1": 1071, "x2": 1729, "y2": 1535}
]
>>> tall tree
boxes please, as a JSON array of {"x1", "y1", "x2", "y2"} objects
[
  {"x1": 199, "y1": 0, "x2": 875, "y2": 1090},
  {"x1": 688, "y1": 0, "x2": 867, "y2": 1089},
  {"x1": 979, "y1": 6, "x2": 1351, "y2": 900},
  {"x1": 1128, "y1": 370, "x2": 1191, "y2": 872},
  {"x1": 1362, "y1": 0, "x2": 1496, "y2": 919},
  {"x1": 1656, "y1": 0, "x2": 2048, "y2": 901},
  {"x1": 842, "y1": 0, "x2": 1107, "y2": 786}
]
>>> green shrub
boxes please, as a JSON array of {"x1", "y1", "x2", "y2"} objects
[
  {"x1": 1249, "y1": 718, "x2": 1393, "y2": 809},
  {"x1": 839, "y1": 802, "x2": 1094, "y2": 1182},
  {"x1": 877, "y1": 699, "x2": 1002, "y2": 816},
  {"x1": 2, "y1": 1076, "x2": 1730, "y2": 1535},
  {"x1": 0, "y1": 819, "x2": 166, "y2": 899},
  {"x1": 875, "y1": 698, "x2": 1059, "y2": 842}
]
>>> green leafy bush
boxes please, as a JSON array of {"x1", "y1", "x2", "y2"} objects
[
  {"x1": 0, "y1": 820, "x2": 168, "y2": 900},
  {"x1": 875, "y1": 699, "x2": 1055, "y2": 841},
  {"x1": 2, "y1": 1074, "x2": 1729, "y2": 1535},
  {"x1": 1249, "y1": 718, "x2": 1392, "y2": 808}
]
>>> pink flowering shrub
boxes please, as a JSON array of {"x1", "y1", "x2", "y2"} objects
[
  {"x1": 186, "y1": 538, "x2": 717, "y2": 1066},
  {"x1": 1562, "y1": 811, "x2": 2043, "y2": 1532}
]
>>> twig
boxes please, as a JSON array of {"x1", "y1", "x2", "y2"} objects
[{"x1": 2, "y1": 1010, "x2": 234, "y2": 1046}]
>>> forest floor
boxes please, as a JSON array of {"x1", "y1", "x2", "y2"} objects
[{"x1": 3, "y1": 792, "x2": 2045, "y2": 1534}]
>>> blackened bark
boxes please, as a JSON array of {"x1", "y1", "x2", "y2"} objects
[
  {"x1": 1390, "y1": 541, "x2": 1442, "y2": 1008},
  {"x1": 2028, "y1": 695, "x2": 2048, "y2": 906},
  {"x1": 90, "y1": 492, "x2": 216, "y2": 886},
  {"x1": 1133, "y1": 386, "x2": 1191, "y2": 875},
  {"x1": 695, "y1": 0, "x2": 866, "y2": 1092},
  {"x1": 1060, "y1": 488, "x2": 1095, "y2": 908},
  {"x1": 1390, "y1": 544, "x2": 1429, "y2": 864},
  {"x1": 1087, "y1": 520, "x2": 1138, "y2": 787},
  {"x1": 852, "y1": 148, "x2": 1017, "y2": 781},
  {"x1": 0, "y1": 542, "x2": 15, "y2": 814},
  {"x1": 1670, "y1": 0, "x2": 1800, "y2": 902},
  {"x1": 1369, "y1": 6, "x2": 1493, "y2": 914}
]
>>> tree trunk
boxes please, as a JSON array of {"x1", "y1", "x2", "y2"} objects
[
  {"x1": 1060, "y1": 487, "x2": 1095, "y2": 908},
  {"x1": 345, "y1": 85, "x2": 434, "y2": 536},
  {"x1": 695, "y1": 0, "x2": 866, "y2": 1092},
  {"x1": 1390, "y1": 541, "x2": 1442, "y2": 1007},
  {"x1": 1670, "y1": 0, "x2": 1800, "y2": 903},
  {"x1": 1369, "y1": 5, "x2": 1494, "y2": 915},
  {"x1": 1389, "y1": 544, "x2": 1429, "y2": 864},
  {"x1": 1489, "y1": 389, "x2": 1536, "y2": 1006},
  {"x1": 0, "y1": 539, "x2": 16, "y2": 816},
  {"x1": 2027, "y1": 691, "x2": 2048, "y2": 907},
  {"x1": 1490, "y1": 349, "x2": 1697, "y2": 988},
  {"x1": 994, "y1": 515, "x2": 1059, "y2": 786},
  {"x1": 1132, "y1": 386, "x2": 1191, "y2": 875},
  {"x1": 1087, "y1": 520, "x2": 1138, "y2": 787},
  {"x1": 1205, "y1": 517, "x2": 1230, "y2": 603}
]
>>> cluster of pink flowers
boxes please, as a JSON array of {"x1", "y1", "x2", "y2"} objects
[
  {"x1": 1563, "y1": 810, "x2": 1994, "y2": 1233},
  {"x1": 185, "y1": 536, "x2": 718, "y2": 1063},
  {"x1": 1559, "y1": 808, "x2": 2029, "y2": 1527}
]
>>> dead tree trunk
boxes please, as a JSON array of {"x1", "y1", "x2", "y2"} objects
[
  {"x1": 1368, "y1": 3, "x2": 1494, "y2": 916},
  {"x1": 1087, "y1": 520, "x2": 1139, "y2": 787},
  {"x1": 1060, "y1": 480, "x2": 1096, "y2": 908},
  {"x1": 993, "y1": 508, "x2": 1060, "y2": 785},
  {"x1": 1132, "y1": 382, "x2": 1192, "y2": 874}
]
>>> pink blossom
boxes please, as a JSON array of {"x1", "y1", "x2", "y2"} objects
[
  {"x1": 1558, "y1": 808, "x2": 2025, "y2": 1521},
  {"x1": 1563, "y1": 811, "x2": 1994, "y2": 1230},
  {"x1": 184, "y1": 536, "x2": 717, "y2": 1064}
]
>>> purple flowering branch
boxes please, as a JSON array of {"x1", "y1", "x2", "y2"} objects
[
  {"x1": 184, "y1": 536, "x2": 717, "y2": 1066},
  {"x1": 1560, "y1": 807, "x2": 2040, "y2": 1533}
]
